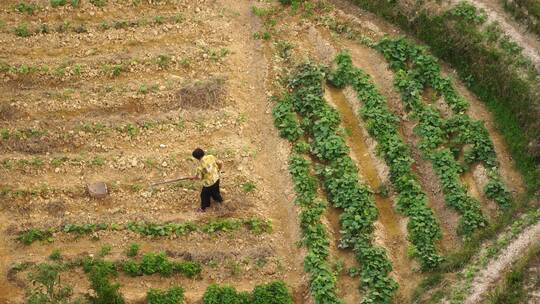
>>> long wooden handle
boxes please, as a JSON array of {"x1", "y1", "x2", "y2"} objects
[{"x1": 150, "y1": 177, "x2": 190, "y2": 187}]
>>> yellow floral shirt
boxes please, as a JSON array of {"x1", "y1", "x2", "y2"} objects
[{"x1": 195, "y1": 155, "x2": 221, "y2": 187}]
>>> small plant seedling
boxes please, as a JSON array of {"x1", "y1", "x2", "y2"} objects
[
  {"x1": 207, "y1": 260, "x2": 218, "y2": 268},
  {"x1": 179, "y1": 58, "x2": 190, "y2": 67},
  {"x1": 138, "y1": 84, "x2": 149, "y2": 94},
  {"x1": 156, "y1": 54, "x2": 171, "y2": 69},
  {"x1": 28, "y1": 263, "x2": 73, "y2": 302},
  {"x1": 91, "y1": 156, "x2": 105, "y2": 167},
  {"x1": 15, "y1": 2, "x2": 37, "y2": 14},
  {"x1": 154, "y1": 16, "x2": 165, "y2": 25},
  {"x1": 70, "y1": 0, "x2": 80, "y2": 7},
  {"x1": 111, "y1": 64, "x2": 123, "y2": 77},
  {"x1": 14, "y1": 24, "x2": 31, "y2": 37},
  {"x1": 89, "y1": 0, "x2": 107, "y2": 7},
  {"x1": 333, "y1": 259, "x2": 344, "y2": 274},
  {"x1": 226, "y1": 260, "x2": 242, "y2": 277},
  {"x1": 49, "y1": 249, "x2": 62, "y2": 261},
  {"x1": 99, "y1": 244, "x2": 112, "y2": 257},
  {"x1": 50, "y1": 0, "x2": 67, "y2": 8},
  {"x1": 173, "y1": 14, "x2": 184, "y2": 23},
  {"x1": 242, "y1": 181, "x2": 256, "y2": 193},
  {"x1": 37, "y1": 24, "x2": 49, "y2": 34},
  {"x1": 126, "y1": 243, "x2": 139, "y2": 257},
  {"x1": 255, "y1": 257, "x2": 267, "y2": 268}
]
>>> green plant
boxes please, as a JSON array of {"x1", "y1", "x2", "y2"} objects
[
  {"x1": 37, "y1": 24, "x2": 49, "y2": 34},
  {"x1": 15, "y1": 24, "x2": 31, "y2": 37},
  {"x1": 203, "y1": 284, "x2": 250, "y2": 304},
  {"x1": 121, "y1": 260, "x2": 142, "y2": 277},
  {"x1": 17, "y1": 229, "x2": 54, "y2": 245},
  {"x1": 126, "y1": 244, "x2": 139, "y2": 257},
  {"x1": 147, "y1": 287, "x2": 184, "y2": 304},
  {"x1": 272, "y1": 95, "x2": 303, "y2": 141},
  {"x1": 70, "y1": 0, "x2": 80, "y2": 7},
  {"x1": 64, "y1": 223, "x2": 108, "y2": 235},
  {"x1": 91, "y1": 156, "x2": 106, "y2": 166},
  {"x1": 354, "y1": 0, "x2": 540, "y2": 196},
  {"x1": 87, "y1": 261, "x2": 124, "y2": 304},
  {"x1": 50, "y1": 0, "x2": 67, "y2": 7},
  {"x1": 154, "y1": 16, "x2": 165, "y2": 25},
  {"x1": 89, "y1": 0, "x2": 107, "y2": 7},
  {"x1": 49, "y1": 249, "x2": 62, "y2": 261},
  {"x1": 241, "y1": 181, "x2": 256, "y2": 193},
  {"x1": 15, "y1": 2, "x2": 37, "y2": 14},
  {"x1": 276, "y1": 62, "x2": 399, "y2": 303},
  {"x1": 252, "y1": 281, "x2": 293, "y2": 304},
  {"x1": 99, "y1": 244, "x2": 112, "y2": 257},
  {"x1": 27, "y1": 263, "x2": 73, "y2": 303},
  {"x1": 156, "y1": 54, "x2": 171, "y2": 68}
]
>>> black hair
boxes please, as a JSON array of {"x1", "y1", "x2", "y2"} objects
[{"x1": 192, "y1": 148, "x2": 205, "y2": 160}]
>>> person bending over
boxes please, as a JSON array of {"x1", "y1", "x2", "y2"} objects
[{"x1": 190, "y1": 148, "x2": 223, "y2": 212}]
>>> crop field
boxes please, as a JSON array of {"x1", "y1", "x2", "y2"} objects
[{"x1": 0, "y1": 0, "x2": 539, "y2": 303}]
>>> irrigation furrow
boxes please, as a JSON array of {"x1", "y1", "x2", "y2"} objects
[{"x1": 324, "y1": 85, "x2": 420, "y2": 300}]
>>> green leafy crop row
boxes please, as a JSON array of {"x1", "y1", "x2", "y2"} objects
[
  {"x1": 120, "y1": 252, "x2": 201, "y2": 278},
  {"x1": 376, "y1": 37, "x2": 515, "y2": 234},
  {"x1": 79, "y1": 252, "x2": 201, "y2": 279},
  {"x1": 328, "y1": 51, "x2": 443, "y2": 269},
  {"x1": 278, "y1": 63, "x2": 397, "y2": 303},
  {"x1": 379, "y1": 37, "x2": 512, "y2": 208},
  {"x1": 273, "y1": 71, "x2": 342, "y2": 302},
  {"x1": 376, "y1": 38, "x2": 512, "y2": 208},
  {"x1": 287, "y1": 154, "x2": 342, "y2": 303},
  {"x1": 16, "y1": 218, "x2": 272, "y2": 245}
]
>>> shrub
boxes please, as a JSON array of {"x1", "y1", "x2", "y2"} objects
[
  {"x1": 27, "y1": 263, "x2": 73, "y2": 303},
  {"x1": 140, "y1": 252, "x2": 174, "y2": 276},
  {"x1": 122, "y1": 260, "x2": 142, "y2": 277},
  {"x1": 87, "y1": 262, "x2": 124, "y2": 304},
  {"x1": 147, "y1": 287, "x2": 184, "y2": 304}
]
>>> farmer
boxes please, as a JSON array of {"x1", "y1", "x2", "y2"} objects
[{"x1": 190, "y1": 148, "x2": 223, "y2": 212}]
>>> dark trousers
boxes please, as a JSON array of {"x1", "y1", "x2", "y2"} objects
[{"x1": 201, "y1": 180, "x2": 223, "y2": 210}]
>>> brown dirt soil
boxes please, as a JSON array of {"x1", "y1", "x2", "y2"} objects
[
  {"x1": 0, "y1": 0, "x2": 307, "y2": 303},
  {"x1": 1, "y1": 0, "x2": 535, "y2": 303}
]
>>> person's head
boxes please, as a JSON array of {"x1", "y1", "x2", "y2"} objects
[{"x1": 192, "y1": 148, "x2": 205, "y2": 160}]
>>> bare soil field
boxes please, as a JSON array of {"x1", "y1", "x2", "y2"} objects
[{"x1": 1, "y1": 0, "x2": 538, "y2": 303}]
